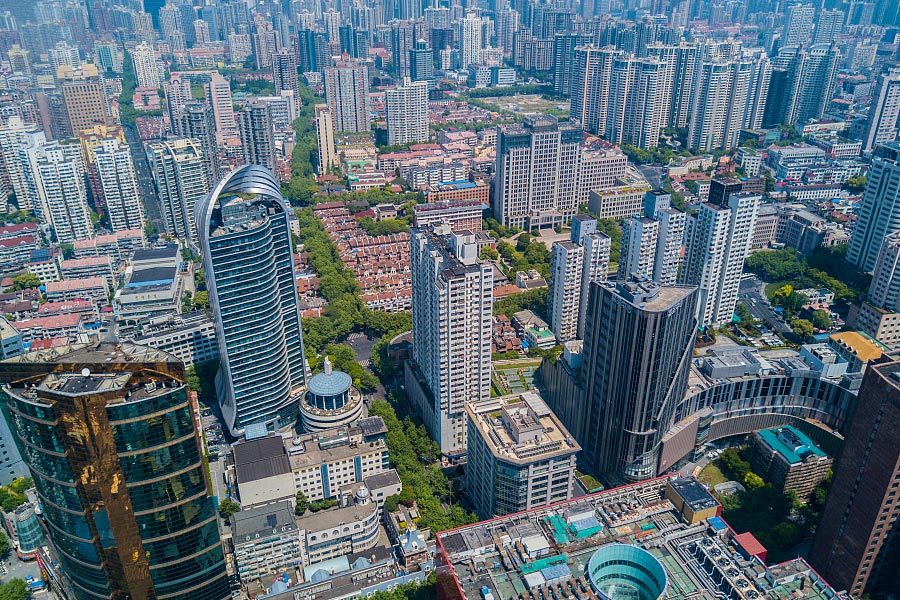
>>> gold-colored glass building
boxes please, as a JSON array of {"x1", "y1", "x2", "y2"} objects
[{"x1": 0, "y1": 342, "x2": 229, "y2": 600}]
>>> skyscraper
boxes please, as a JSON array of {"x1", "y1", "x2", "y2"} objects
[
  {"x1": 0, "y1": 342, "x2": 231, "y2": 600},
  {"x1": 681, "y1": 192, "x2": 760, "y2": 327},
  {"x1": 688, "y1": 58, "x2": 754, "y2": 151},
  {"x1": 773, "y1": 44, "x2": 840, "y2": 128},
  {"x1": 580, "y1": 278, "x2": 698, "y2": 483},
  {"x1": 606, "y1": 56, "x2": 671, "y2": 150},
  {"x1": 494, "y1": 114, "x2": 582, "y2": 230},
  {"x1": 809, "y1": 359, "x2": 900, "y2": 597},
  {"x1": 620, "y1": 217, "x2": 660, "y2": 280},
  {"x1": 324, "y1": 62, "x2": 370, "y2": 133},
  {"x1": 409, "y1": 39, "x2": 434, "y2": 85},
  {"x1": 93, "y1": 138, "x2": 145, "y2": 232},
  {"x1": 146, "y1": 138, "x2": 209, "y2": 246},
  {"x1": 867, "y1": 231, "x2": 900, "y2": 310},
  {"x1": 570, "y1": 46, "x2": 621, "y2": 136},
  {"x1": 848, "y1": 143, "x2": 900, "y2": 272},
  {"x1": 164, "y1": 74, "x2": 193, "y2": 136},
  {"x1": 23, "y1": 140, "x2": 93, "y2": 243},
  {"x1": 130, "y1": 41, "x2": 159, "y2": 89},
  {"x1": 408, "y1": 226, "x2": 493, "y2": 458},
  {"x1": 548, "y1": 241, "x2": 585, "y2": 342},
  {"x1": 458, "y1": 13, "x2": 483, "y2": 69},
  {"x1": 314, "y1": 104, "x2": 336, "y2": 175},
  {"x1": 813, "y1": 8, "x2": 844, "y2": 45},
  {"x1": 238, "y1": 100, "x2": 277, "y2": 174},
  {"x1": 272, "y1": 49, "x2": 300, "y2": 111},
  {"x1": 204, "y1": 72, "x2": 236, "y2": 133},
  {"x1": 0, "y1": 117, "x2": 44, "y2": 212},
  {"x1": 59, "y1": 64, "x2": 109, "y2": 133},
  {"x1": 178, "y1": 102, "x2": 220, "y2": 186},
  {"x1": 646, "y1": 191, "x2": 686, "y2": 287},
  {"x1": 385, "y1": 80, "x2": 429, "y2": 145},
  {"x1": 862, "y1": 66, "x2": 900, "y2": 154},
  {"x1": 197, "y1": 165, "x2": 307, "y2": 434},
  {"x1": 783, "y1": 3, "x2": 816, "y2": 47}
]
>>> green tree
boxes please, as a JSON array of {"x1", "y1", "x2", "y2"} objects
[
  {"x1": 791, "y1": 319, "x2": 814, "y2": 339},
  {"x1": 0, "y1": 530, "x2": 9, "y2": 557},
  {"x1": 743, "y1": 472, "x2": 765, "y2": 489},
  {"x1": 295, "y1": 491, "x2": 309, "y2": 515},
  {"x1": 515, "y1": 233, "x2": 532, "y2": 252},
  {"x1": 810, "y1": 309, "x2": 832, "y2": 330},
  {"x1": 479, "y1": 246, "x2": 499, "y2": 260},
  {"x1": 0, "y1": 579, "x2": 27, "y2": 600},
  {"x1": 735, "y1": 303, "x2": 754, "y2": 324},
  {"x1": 843, "y1": 175, "x2": 867, "y2": 194},
  {"x1": 384, "y1": 494, "x2": 400, "y2": 512},
  {"x1": 218, "y1": 497, "x2": 241, "y2": 519},
  {"x1": 193, "y1": 291, "x2": 209, "y2": 309},
  {"x1": 6, "y1": 272, "x2": 40, "y2": 291},
  {"x1": 719, "y1": 448, "x2": 751, "y2": 481}
]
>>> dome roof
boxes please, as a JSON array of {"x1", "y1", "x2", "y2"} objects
[{"x1": 308, "y1": 369, "x2": 352, "y2": 397}]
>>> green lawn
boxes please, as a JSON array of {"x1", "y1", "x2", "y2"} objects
[{"x1": 699, "y1": 461, "x2": 728, "y2": 487}]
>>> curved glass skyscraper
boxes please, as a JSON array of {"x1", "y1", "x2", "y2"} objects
[
  {"x1": 0, "y1": 342, "x2": 229, "y2": 600},
  {"x1": 196, "y1": 165, "x2": 307, "y2": 434}
]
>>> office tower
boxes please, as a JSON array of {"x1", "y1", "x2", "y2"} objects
[
  {"x1": 24, "y1": 141, "x2": 93, "y2": 243},
  {"x1": 272, "y1": 50, "x2": 300, "y2": 111},
  {"x1": 314, "y1": 104, "x2": 336, "y2": 175},
  {"x1": 620, "y1": 217, "x2": 660, "y2": 281},
  {"x1": 458, "y1": 13, "x2": 483, "y2": 69},
  {"x1": 205, "y1": 72, "x2": 236, "y2": 132},
  {"x1": 0, "y1": 117, "x2": 44, "y2": 212},
  {"x1": 197, "y1": 165, "x2": 307, "y2": 434},
  {"x1": 0, "y1": 342, "x2": 231, "y2": 600},
  {"x1": 494, "y1": 114, "x2": 582, "y2": 230},
  {"x1": 146, "y1": 138, "x2": 209, "y2": 246},
  {"x1": 581, "y1": 278, "x2": 698, "y2": 483},
  {"x1": 385, "y1": 80, "x2": 429, "y2": 145},
  {"x1": 409, "y1": 39, "x2": 434, "y2": 85},
  {"x1": 862, "y1": 66, "x2": 900, "y2": 154},
  {"x1": 466, "y1": 392, "x2": 580, "y2": 519},
  {"x1": 809, "y1": 360, "x2": 900, "y2": 596},
  {"x1": 606, "y1": 56, "x2": 670, "y2": 150},
  {"x1": 495, "y1": 7, "x2": 520, "y2": 57},
  {"x1": 549, "y1": 241, "x2": 585, "y2": 342},
  {"x1": 814, "y1": 8, "x2": 844, "y2": 45},
  {"x1": 238, "y1": 100, "x2": 276, "y2": 174},
  {"x1": 60, "y1": 65, "x2": 109, "y2": 133},
  {"x1": 179, "y1": 102, "x2": 220, "y2": 186},
  {"x1": 681, "y1": 192, "x2": 761, "y2": 327},
  {"x1": 708, "y1": 176, "x2": 746, "y2": 208},
  {"x1": 408, "y1": 227, "x2": 493, "y2": 458},
  {"x1": 164, "y1": 74, "x2": 193, "y2": 136},
  {"x1": 324, "y1": 63, "x2": 370, "y2": 133},
  {"x1": 783, "y1": 3, "x2": 815, "y2": 47},
  {"x1": 93, "y1": 138, "x2": 144, "y2": 232},
  {"x1": 570, "y1": 46, "x2": 621, "y2": 135},
  {"x1": 130, "y1": 41, "x2": 159, "y2": 88},
  {"x1": 688, "y1": 58, "x2": 754, "y2": 151},
  {"x1": 849, "y1": 144, "x2": 900, "y2": 272},
  {"x1": 867, "y1": 231, "x2": 900, "y2": 310}
]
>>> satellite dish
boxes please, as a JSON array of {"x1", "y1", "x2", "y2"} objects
[{"x1": 81, "y1": 368, "x2": 90, "y2": 377}]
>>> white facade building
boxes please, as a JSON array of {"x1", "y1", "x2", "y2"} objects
[
  {"x1": 548, "y1": 241, "x2": 584, "y2": 343},
  {"x1": 94, "y1": 138, "x2": 145, "y2": 232},
  {"x1": 130, "y1": 41, "x2": 159, "y2": 89},
  {"x1": 386, "y1": 80, "x2": 429, "y2": 146}
]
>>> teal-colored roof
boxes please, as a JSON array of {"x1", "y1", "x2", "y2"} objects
[
  {"x1": 308, "y1": 369, "x2": 352, "y2": 397},
  {"x1": 759, "y1": 426, "x2": 826, "y2": 464}
]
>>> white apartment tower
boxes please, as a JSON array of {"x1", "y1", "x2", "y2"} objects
[
  {"x1": 408, "y1": 226, "x2": 493, "y2": 458},
  {"x1": 548, "y1": 241, "x2": 584, "y2": 342},
  {"x1": 620, "y1": 217, "x2": 660, "y2": 281},
  {"x1": 324, "y1": 63, "x2": 370, "y2": 133},
  {"x1": 314, "y1": 105, "x2": 337, "y2": 175},
  {"x1": 0, "y1": 117, "x2": 45, "y2": 212},
  {"x1": 620, "y1": 190, "x2": 686, "y2": 286},
  {"x1": 606, "y1": 56, "x2": 670, "y2": 150},
  {"x1": 577, "y1": 230, "x2": 611, "y2": 338},
  {"x1": 848, "y1": 143, "x2": 900, "y2": 273},
  {"x1": 688, "y1": 58, "x2": 754, "y2": 152},
  {"x1": 783, "y1": 4, "x2": 815, "y2": 47},
  {"x1": 94, "y1": 138, "x2": 145, "y2": 232},
  {"x1": 868, "y1": 231, "x2": 900, "y2": 311},
  {"x1": 570, "y1": 46, "x2": 621, "y2": 136},
  {"x1": 385, "y1": 80, "x2": 429, "y2": 145},
  {"x1": 146, "y1": 138, "x2": 210, "y2": 246},
  {"x1": 131, "y1": 41, "x2": 159, "y2": 89},
  {"x1": 458, "y1": 13, "x2": 483, "y2": 69},
  {"x1": 205, "y1": 72, "x2": 237, "y2": 132},
  {"x1": 862, "y1": 67, "x2": 900, "y2": 154},
  {"x1": 25, "y1": 142, "x2": 93, "y2": 243},
  {"x1": 681, "y1": 192, "x2": 760, "y2": 327}
]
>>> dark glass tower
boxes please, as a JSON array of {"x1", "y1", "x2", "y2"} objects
[
  {"x1": 580, "y1": 278, "x2": 698, "y2": 483},
  {"x1": 0, "y1": 342, "x2": 229, "y2": 600}
]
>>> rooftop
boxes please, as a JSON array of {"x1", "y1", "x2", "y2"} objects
[
  {"x1": 829, "y1": 331, "x2": 887, "y2": 362},
  {"x1": 757, "y1": 426, "x2": 827, "y2": 464},
  {"x1": 308, "y1": 361, "x2": 353, "y2": 397},
  {"x1": 232, "y1": 436, "x2": 292, "y2": 483},
  {"x1": 232, "y1": 500, "x2": 297, "y2": 542},
  {"x1": 438, "y1": 476, "x2": 848, "y2": 600}
]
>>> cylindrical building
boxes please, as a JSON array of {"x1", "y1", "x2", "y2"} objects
[{"x1": 300, "y1": 357, "x2": 364, "y2": 433}]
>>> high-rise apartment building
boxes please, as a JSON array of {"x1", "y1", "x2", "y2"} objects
[
  {"x1": 385, "y1": 80, "x2": 429, "y2": 145},
  {"x1": 458, "y1": 13, "x2": 483, "y2": 69},
  {"x1": 783, "y1": 3, "x2": 816, "y2": 47},
  {"x1": 0, "y1": 342, "x2": 231, "y2": 600},
  {"x1": 94, "y1": 138, "x2": 145, "y2": 232},
  {"x1": 772, "y1": 44, "x2": 840, "y2": 128},
  {"x1": 130, "y1": 41, "x2": 159, "y2": 89},
  {"x1": 59, "y1": 64, "x2": 109, "y2": 133},
  {"x1": 606, "y1": 56, "x2": 670, "y2": 150},
  {"x1": 681, "y1": 192, "x2": 760, "y2": 327},
  {"x1": 164, "y1": 74, "x2": 193, "y2": 136},
  {"x1": 24, "y1": 140, "x2": 93, "y2": 243},
  {"x1": 620, "y1": 217, "x2": 660, "y2": 281},
  {"x1": 570, "y1": 46, "x2": 621, "y2": 135},
  {"x1": 204, "y1": 72, "x2": 236, "y2": 132},
  {"x1": 494, "y1": 114, "x2": 582, "y2": 230},
  {"x1": 409, "y1": 39, "x2": 434, "y2": 85},
  {"x1": 814, "y1": 8, "x2": 845, "y2": 45},
  {"x1": 0, "y1": 117, "x2": 44, "y2": 212},
  {"x1": 848, "y1": 143, "x2": 900, "y2": 272},
  {"x1": 688, "y1": 58, "x2": 754, "y2": 151},
  {"x1": 197, "y1": 166, "x2": 307, "y2": 434},
  {"x1": 581, "y1": 278, "x2": 698, "y2": 483},
  {"x1": 146, "y1": 138, "x2": 209, "y2": 246},
  {"x1": 867, "y1": 231, "x2": 900, "y2": 310},
  {"x1": 314, "y1": 104, "x2": 336, "y2": 175},
  {"x1": 272, "y1": 50, "x2": 300, "y2": 111},
  {"x1": 465, "y1": 392, "x2": 580, "y2": 519},
  {"x1": 862, "y1": 66, "x2": 900, "y2": 154},
  {"x1": 574, "y1": 220, "x2": 612, "y2": 340},
  {"x1": 809, "y1": 359, "x2": 900, "y2": 597},
  {"x1": 178, "y1": 102, "x2": 220, "y2": 186},
  {"x1": 324, "y1": 62, "x2": 370, "y2": 133},
  {"x1": 548, "y1": 241, "x2": 585, "y2": 342},
  {"x1": 238, "y1": 100, "x2": 277, "y2": 174},
  {"x1": 646, "y1": 191, "x2": 686, "y2": 287},
  {"x1": 407, "y1": 227, "x2": 493, "y2": 458}
]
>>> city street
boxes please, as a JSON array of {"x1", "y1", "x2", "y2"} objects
[{"x1": 739, "y1": 276, "x2": 793, "y2": 335}]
